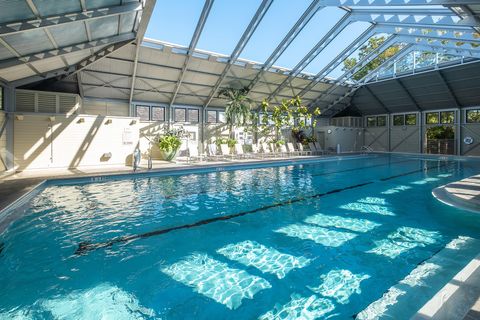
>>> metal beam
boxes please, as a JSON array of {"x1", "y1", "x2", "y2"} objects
[
  {"x1": 136, "y1": 0, "x2": 157, "y2": 42},
  {"x1": 0, "y1": 32, "x2": 136, "y2": 70},
  {"x1": 435, "y1": 70, "x2": 462, "y2": 107},
  {"x1": 266, "y1": 12, "x2": 352, "y2": 101},
  {"x1": 375, "y1": 24, "x2": 480, "y2": 43},
  {"x1": 350, "y1": 8, "x2": 478, "y2": 28},
  {"x1": 12, "y1": 38, "x2": 134, "y2": 87},
  {"x1": 170, "y1": 0, "x2": 214, "y2": 106},
  {"x1": 77, "y1": 72, "x2": 84, "y2": 98},
  {"x1": 297, "y1": 25, "x2": 377, "y2": 97},
  {"x1": 0, "y1": 2, "x2": 142, "y2": 37},
  {"x1": 319, "y1": 0, "x2": 480, "y2": 5},
  {"x1": 129, "y1": 44, "x2": 141, "y2": 106},
  {"x1": 396, "y1": 77, "x2": 422, "y2": 111},
  {"x1": 203, "y1": 0, "x2": 274, "y2": 108},
  {"x1": 246, "y1": 0, "x2": 324, "y2": 92},
  {"x1": 364, "y1": 86, "x2": 390, "y2": 114}
]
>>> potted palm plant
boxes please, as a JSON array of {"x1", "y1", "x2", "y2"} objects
[{"x1": 219, "y1": 86, "x2": 252, "y2": 139}]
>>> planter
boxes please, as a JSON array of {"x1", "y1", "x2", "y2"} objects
[{"x1": 159, "y1": 149, "x2": 179, "y2": 161}]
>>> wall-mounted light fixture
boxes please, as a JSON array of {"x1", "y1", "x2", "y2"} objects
[
  {"x1": 327, "y1": 129, "x2": 332, "y2": 134},
  {"x1": 15, "y1": 115, "x2": 24, "y2": 121},
  {"x1": 48, "y1": 116, "x2": 55, "y2": 122},
  {"x1": 130, "y1": 119, "x2": 137, "y2": 125},
  {"x1": 77, "y1": 117, "x2": 85, "y2": 123},
  {"x1": 105, "y1": 119, "x2": 112, "y2": 125}
]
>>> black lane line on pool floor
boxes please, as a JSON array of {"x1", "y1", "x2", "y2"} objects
[
  {"x1": 160, "y1": 159, "x2": 417, "y2": 200},
  {"x1": 74, "y1": 161, "x2": 450, "y2": 255}
]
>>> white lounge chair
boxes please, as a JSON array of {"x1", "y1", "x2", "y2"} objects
[
  {"x1": 220, "y1": 144, "x2": 234, "y2": 160},
  {"x1": 207, "y1": 144, "x2": 222, "y2": 161},
  {"x1": 187, "y1": 145, "x2": 205, "y2": 163},
  {"x1": 261, "y1": 143, "x2": 275, "y2": 158},
  {"x1": 278, "y1": 144, "x2": 289, "y2": 157},
  {"x1": 287, "y1": 142, "x2": 302, "y2": 157},
  {"x1": 234, "y1": 144, "x2": 249, "y2": 159},
  {"x1": 314, "y1": 142, "x2": 325, "y2": 155},
  {"x1": 297, "y1": 143, "x2": 311, "y2": 156},
  {"x1": 309, "y1": 142, "x2": 321, "y2": 155}
]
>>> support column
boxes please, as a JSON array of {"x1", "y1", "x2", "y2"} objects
[{"x1": 3, "y1": 86, "x2": 15, "y2": 170}]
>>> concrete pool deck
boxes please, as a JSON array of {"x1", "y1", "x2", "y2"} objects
[{"x1": 433, "y1": 175, "x2": 480, "y2": 213}]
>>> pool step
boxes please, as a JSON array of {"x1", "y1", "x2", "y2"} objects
[{"x1": 355, "y1": 236, "x2": 480, "y2": 320}]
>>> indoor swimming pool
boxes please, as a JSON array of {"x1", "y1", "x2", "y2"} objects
[{"x1": 0, "y1": 154, "x2": 479, "y2": 319}]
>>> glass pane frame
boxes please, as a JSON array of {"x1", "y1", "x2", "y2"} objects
[
  {"x1": 136, "y1": 105, "x2": 150, "y2": 121},
  {"x1": 376, "y1": 116, "x2": 387, "y2": 127},
  {"x1": 466, "y1": 109, "x2": 480, "y2": 124},
  {"x1": 187, "y1": 109, "x2": 200, "y2": 123},
  {"x1": 393, "y1": 115, "x2": 405, "y2": 126},
  {"x1": 405, "y1": 113, "x2": 417, "y2": 126},
  {"x1": 440, "y1": 111, "x2": 455, "y2": 124},
  {"x1": 151, "y1": 106, "x2": 166, "y2": 121},
  {"x1": 425, "y1": 112, "x2": 440, "y2": 125},
  {"x1": 174, "y1": 108, "x2": 187, "y2": 122},
  {"x1": 366, "y1": 116, "x2": 376, "y2": 127}
]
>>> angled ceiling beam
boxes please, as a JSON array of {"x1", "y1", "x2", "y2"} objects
[
  {"x1": 128, "y1": 0, "x2": 156, "y2": 105},
  {"x1": 203, "y1": 0, "x2": 274, "y2": 108},
  {"x1": 435, "y1": 70, "x2": 461, "y2": 108},
  {"x1": 396, "y1": 77, "x2": 422, "y2": 111},
  {"x1": 319, "y1": 0, "x2": 480, "y2": 5},
  {"x1": 375, "y1": 24, "x2": 480, "y2": 43},
  {"x1": 266, "y1": 12, "x2": 352, "y2": 101},
  {"x1": 297, "y1": 25, "x2": 377, "y2": 97},
  {"x1": 246, "y1": 0, "x2": 324, "y2": 92},
  {"x1": 0, "y1": 32, "x2": 136, "y2": 70},
  {"x1": 0, "y1": 2, "x2": 142, "y2": 37},
  {"x1": 12, "y1": 38, "x2": 134, "y2": 87},
  {"x1": 349, "y1": 8, "x2": 478, "y2": 28},
  {"x1": 364, "y1": 86, "x2": 390, "y2": 114},
  {"x1": 314, "y1": 44, "x2": 415, "y2": 117},
  {"x1": 170, "y1": 0, "x2": 214, "y2": 106}
]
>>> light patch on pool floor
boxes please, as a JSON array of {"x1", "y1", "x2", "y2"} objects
[
  {"x1": 411, "y1": 177, "x2": 440, "y2": 185},
  {"x1": 357, "y1": 197, "x2": 388, "y2": 205},
  {"x1": 308, "y1": 269, "x2": 370, "y2": 304},
  {"x1": 339, "y1": 202, "x2": 395, "y2": 216},
  {"x1": 161, "y1": 253, "x2": 271, "y2": 309},
  {"x1": 400, "y1": 263, "x2": 440, "y2": 287},
  {"x1": 259, "y1": 294, "x2": 335, "y2": 320},
  {"x1": 0, "y1": 283, "x2": 156, "y2": 319},
  {"x1": 217, "y1": 240, "x2": 310, "y2": 279},
  {"x1": 367, "y1": 227, "x2": 441, "y2": 259},
  {"x1": 445, "y1": 236, "x2": 475, "y2": 250},
  {"x1": 275, "y1": 224, "x2": 357, "y2": 247},
  {"x1": 437, "y1": 173, "x2": 453, "y2": 178},
  {"x1": 381, "y1": 185, "x2": 412, "y2": 195},
  {"x1": 355, "y1": 287, "x2": 406, "y2": 320},
  {"x1": 305, "y1": 213, "x2": 381, "y2": 233}
]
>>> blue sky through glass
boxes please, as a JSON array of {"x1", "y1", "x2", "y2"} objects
[{"x1": 145, "y1": 1, "x2": 374, "y2": 78}]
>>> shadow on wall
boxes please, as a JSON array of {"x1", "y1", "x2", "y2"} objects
[
  {"x1": 139, "y1": 122, "x2": 167, "y2": 160},
  {"x1": 69, "y1": 116, "x2": 104, "y2": 168}
]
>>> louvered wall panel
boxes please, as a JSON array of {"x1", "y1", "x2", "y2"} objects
[
  {"x1": 37, "y1": 92, "x2": 57, "y2": 113},
  {"x1": 59, "y1": 95, "x2": 77, "y2": 114},
  {"x1": 15, "y1": 91, "x2": 35, "y2": 112}
]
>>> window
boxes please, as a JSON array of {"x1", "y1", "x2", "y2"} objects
[
  {"x1": 366, "y1": 117, "x2": 376, "y2": 127},
  {"x1": 151, "y1": 106, "x2": 165, "y2": 121},
  {"x1": 426, "y1": 112, "x2": 439, "y2": 124},
  {"x1": 188, "y1": 109, "x2": 199, "y2": 123},
  {"x1": 136, "y1": 105, "x2": 150, "y2": 121},
  {"x1": 207, "y1": 110, "x2": 217, "y2": 123},
  {"x1": 377, "y1": 116, "x2": 386, "y2": 127},
  {"x1": 440, "y1": 111, "x2": 454, "y2": 124},
  {"x1": 405, "y1": 114, "x2": 416, "y2": 125},
  {"x1": 466, "y1": 109, "x2": 480, "y2": 123},
  {"x1": 218, "y1": 111, "x2": 226, "y2": 123},
  {"x1": 174, "y1": 108, "x2": 186, "y2": 122},
  {"x1": 393, "y1": 115, "x2": 405, "y2": 126}
]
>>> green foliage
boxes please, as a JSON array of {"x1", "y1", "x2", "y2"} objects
[
  {"x1": 426, "y1": 126, "x2": 454, "y2": 140},
  {"x1": 343, "y1": 36, "x2": 401, "y2": 81},
  {"x1": 219, "y1": 86, "x2": 252, "y2": 138},
  {"x1": 157, "y1": 134, "x2": 181, "y2": 152},
  {"x1": 227, "y1": 138, "x2": 237, "y2": 148}
]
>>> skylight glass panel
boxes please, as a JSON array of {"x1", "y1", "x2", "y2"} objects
[
  {"x1": 273, "y1": 7, "x2": 346, "y2": 70},
  {"x1": 196, "y1": 0, "x2": 262, "y2": 55},
  {"x1": 239, "y1": 0, "x2": 312, "y2": 63},
  {"x1": 303, "y1": 21, "x2": 372, "y2": 79},
  {"x1": 145, "y1": 0, "x2": 205, "y2": 46}
]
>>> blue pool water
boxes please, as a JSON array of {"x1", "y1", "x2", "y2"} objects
[{"x1": 1, "y1": 154, "x2": 480, "y2": 319}]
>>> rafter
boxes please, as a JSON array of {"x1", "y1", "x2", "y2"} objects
[
  {"x1": 170, "y1": 0, "x2": 214, "y2": 106},
  {"x1": 246, "y1": 0, "x2": 324, "y2": 92},
  {"x1": 266, "y1": 12, "x2": 352, "y2": 101},
  {"x1": 319, "y1": 0, "x2": 480, "y2": 5},
  {"x1": 203, "y1": 0, "x2": 274, "y2": 108},
  {"x1": 364, "y1": 86, "x2": 390, "y2": 114},
  {"x1": 0, "y1": 2, "x2": 142, "y2": 37}
]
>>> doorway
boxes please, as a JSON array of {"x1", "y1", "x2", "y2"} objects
[{"x1": 424, "y1": 110, "x2": 456, "y2": 155}]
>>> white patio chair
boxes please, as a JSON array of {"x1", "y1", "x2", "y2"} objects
[
  {"x1": 297, "y1": 143, "x2": 312, "y2": 156},
  {"x1": 287, "y1": 142, "x2": 302, "y2": 157},
  {"x1": 220, "y1": 144, "x2": 234, "y2": 160}
]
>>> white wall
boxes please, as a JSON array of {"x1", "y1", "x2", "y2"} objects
[
  {"x1": 316, "y1": 125, "x2": 364, "y2": 152},
  {"x1": 13, "y1": 113, "x2": 139, "y2": 170}
]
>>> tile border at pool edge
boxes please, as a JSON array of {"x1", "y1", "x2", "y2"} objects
[{"x1": 0, "y1": 154, "x2": 374, "y2": 230}]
